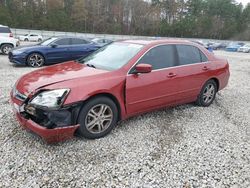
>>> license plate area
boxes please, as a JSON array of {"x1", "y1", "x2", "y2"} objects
[{"x1": 13, "y1": 103, "x2": 24, "y2": 113}]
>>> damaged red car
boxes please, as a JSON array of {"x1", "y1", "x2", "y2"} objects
[{"x1": 10, "y1": 40, "x2": 230, "y2": 143}]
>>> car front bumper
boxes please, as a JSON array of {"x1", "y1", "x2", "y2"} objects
[
  {"x1": 10, "y1": 93, "x2": 80, "y2": 143},
  {"x1": 9, "y1": 52, "x2": 27, "y2": 65}
]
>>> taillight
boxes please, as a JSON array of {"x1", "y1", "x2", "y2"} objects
[{"x1": 9, "y1": 33, "x2": 13, "y2": 37}]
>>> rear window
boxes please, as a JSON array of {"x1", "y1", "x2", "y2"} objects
[
  {"x1": 0, "y1": 27, "x2": 11, "y2": 33},
  {"x1": 176, "y1": 45, "x2": 207, "y2": 65}
]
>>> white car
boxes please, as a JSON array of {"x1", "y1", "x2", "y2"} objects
[
  {"x1": 19, "y1": 34, "x2": 43, "y2": 42},
  {"x1": 238, "y1": 44, "x2": 250, "y2": 53},
  {"x1": 0, "y1": 36, "x2": 20, "y2": 55},
  {"x1": 0, "y1": 25, "x2": 14, "y2": 37}
]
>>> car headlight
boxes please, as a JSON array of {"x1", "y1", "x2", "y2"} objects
[{"x1": 30, "y1": 89, "x2": 70, "y2": 108}]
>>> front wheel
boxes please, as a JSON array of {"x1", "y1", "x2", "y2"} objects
[
  {"x1": 27, "y1": 53, "x2": 45, "y2": 67},
  {"x1": 196, "y1": 80, "x2": 217, "y2": 107},
  {"x1": 77, "y1": 97, "x2": 118, "y2": 139},
  {"x1": 1, "y1": 44, "x2": 13, "y2": 55}
]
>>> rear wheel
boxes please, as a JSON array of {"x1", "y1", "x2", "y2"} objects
[
  {"x1": 1, "y1": 44, "x2": 13, "y2": 55},
  {"x1": 77, "y1": 97, "x2": 118, "y2": 139},
  {"x1": 38, "y1": 38, "x2": 42, "y2": 42},
  {"x1": 27, "y1": 53, "x2": 45, "y2": 67},
  {"x1": 196, "y1": 80, "x2": 217, "y2": 107},
  {"x1": 24, "y1": 38, "x2": 29, "y2": 41}
]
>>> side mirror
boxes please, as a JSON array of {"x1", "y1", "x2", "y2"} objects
[
  {"x1": 135, "y1": 64, "x2": 152, "y2": 74},
  {"x1": 51, "y1": 44, "x2": 58, "y2": 48}
]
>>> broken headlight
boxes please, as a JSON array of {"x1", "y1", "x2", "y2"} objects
[{"x1": 30, "y1": 89, "x2": 70, "y2": 109}]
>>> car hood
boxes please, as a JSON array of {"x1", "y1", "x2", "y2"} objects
[
  {"x1": 13, "y1": 45, "x2": 47, "y2": 52},
  {"x1": 15, "y1": 61, "x2": 109, "y2": 96}
]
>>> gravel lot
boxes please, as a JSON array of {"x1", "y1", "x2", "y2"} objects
[{"x1": 0, "y1": 47, "x2": 249, "y2": 187}]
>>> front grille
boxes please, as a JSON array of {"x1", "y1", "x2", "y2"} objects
[
  {"x1": 13, "y1": 87, "x2": 27, "y2": 102},
  {"x1": 8, "y1": 52, "x2": 12, "y2": 58}
]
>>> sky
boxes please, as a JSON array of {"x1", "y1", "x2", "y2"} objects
[{"x1": 236, "y1": 0, "x2": 249, "y2": 6}]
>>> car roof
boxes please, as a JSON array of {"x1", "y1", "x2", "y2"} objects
[
  {"x1": 52, "y1": 36, "x2": 91, "y2": 40},
  {"x1": 55, "y1": 35, "x2": 85, "y2": 38},
  {"x1": 120, "y1": 39, "x2": 193, "y2": 46},
  {"x1": 0, "y1": 25, "x2": 9, "y2": 28}
]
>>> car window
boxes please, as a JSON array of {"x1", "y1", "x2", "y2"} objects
[
  {"x1": 55, "y1": 38, "x2": 71, "y2": 45},
  {"x1": 96, "y1": 39, "x2": 103, "y2": 43},
  {"x1": 200, "y1": 51, "x2": 208, "y2": 62},
  {"x1": 71, "y1": 38, "x2": 89, "y2": 45},
  {"x1": 0, "y1": 27, "x2": 11, "y2": 33},
  {"x1": 176, "y1": 45, "x2": 203, "y2": 65},
  {"x1": 137, "y1": 45, "x2": 177, "y2": 70}
]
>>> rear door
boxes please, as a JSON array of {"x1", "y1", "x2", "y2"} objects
[
  {"x1": 29, "y1": 34, "x2": 38, "y2": 41},
  {"x1": 46, "y1": 38, "x2": 71, "y2": 63},
  {"x1": 173, "y1": 44, "x2": 211, "y2": 102},
  {"x1": 125, "y1": 44, "x2": 180, "y2": 115}
]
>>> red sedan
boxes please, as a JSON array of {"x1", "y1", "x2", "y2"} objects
[{"x1": 10, "y1": 39, "x2": 230, "y2": 143}]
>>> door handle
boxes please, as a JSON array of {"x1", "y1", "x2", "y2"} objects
[
  {"x1": 167, "y1": 73, "x2": 177, "y2": 78},
  {"x1": 202, "y1": 66, "x2": 209, "y2": 71}
]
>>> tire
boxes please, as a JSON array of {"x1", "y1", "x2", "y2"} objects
[
  {"x1": 1, "y1": 44, "x2": 13, "y2": 55},
  {"x1": 27, "y1": 53, "x2": 45, "y2": 67},
  {"x1": 196, "y1": 79, "x2": 217, "y2": 107},
  {"x1": 77, "y1": 96, "x2": 118, "y2": 139},
  {"x1": 24, "y1": 38, "x2": 29, "y2": 41},
  {"x1": 38, "y1": 38, "x2": 42, "y2": 42}
]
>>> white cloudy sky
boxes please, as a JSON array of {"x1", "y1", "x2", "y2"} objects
[{"x1": 236, "y1": 0, "x2": 249, "y2": 6}]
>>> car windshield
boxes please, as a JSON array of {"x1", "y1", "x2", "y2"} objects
[
  {"x1": 78, "y1": 42, "x2": 144, "y2": 71},
  {"x1": 39, "y1": 37, "x2": 57, "y2": 46}
]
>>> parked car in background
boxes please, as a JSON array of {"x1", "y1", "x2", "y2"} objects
[
  {"x1": 9, "y1": 36, "x2": 100, "y2": 67},
  {"x1": 0, "y1": 25, "x2": 14, "y2": 38},
  {"x1": 92, "y1": 38, "x2": 113, "y2": 47},
  {"x1": 10, "y1": 39, "x2": 230, "y2": 143},
  {"x1": 19, "y1": 34, "x2": 43, "y2": 42},
  {"x1": 191, "y1": 40, "x2": 213, "y2": 52},
  {"x1": 209, "y1": 42, "x2": 227, "y2": 50},
  {"x1": 0, "y1": 36, "x2": 19, "y2": 55},
  {"x1": 225, "y1": 42, "x2": 245, "y2": 52},
  {"x1": 237, "y1": 44, "x2": 250, "y2": 53}
]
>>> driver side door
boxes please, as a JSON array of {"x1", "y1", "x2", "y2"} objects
[
  {"x1": 46, "y1": 38, "x2": 71, "y2": 64},
  {"x1": 125, "y1": 45, "x2": 180, "y2": 115}
]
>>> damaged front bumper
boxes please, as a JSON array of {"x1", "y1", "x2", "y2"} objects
[{"x1": 10, "y1": 93, "x2": 81, "y2": 143}]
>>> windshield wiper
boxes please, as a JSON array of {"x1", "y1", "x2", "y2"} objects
[{"x1": 86, "y1": 63, "x2": 96, "y2": 69}]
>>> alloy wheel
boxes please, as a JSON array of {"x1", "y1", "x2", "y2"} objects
[
  {"x1": 202, "y1": 84, "x2": 215, "y2": 104},
  {"x1": 28, "y1": 54, "x2": 44, "y2": 67},
  {"x1": 85, "y1": 104, "x2": 113, "y2": 134},
  {"x1": 2, "y1": 46, "x2": 12, "y2": 54}
]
